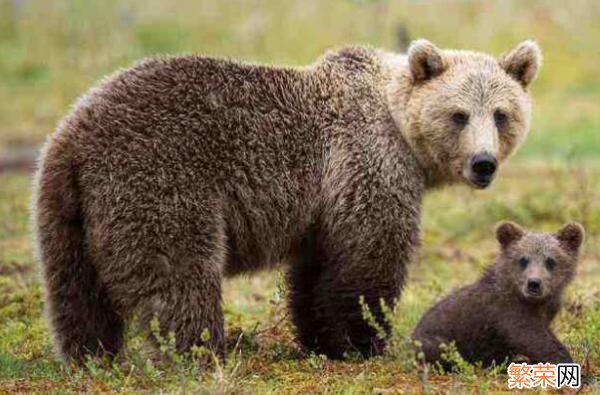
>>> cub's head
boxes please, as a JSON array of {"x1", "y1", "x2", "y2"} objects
[
  {"x1": 388, "y1": 39, "x2": 541, "y2": 188},
  {"x1": 495, "y1": 222, "x2": 584, "y2": 303}
]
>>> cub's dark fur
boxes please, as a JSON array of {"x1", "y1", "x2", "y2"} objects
[{"x1": 412, "y1": 222, "x2": 584, "y2": 369}]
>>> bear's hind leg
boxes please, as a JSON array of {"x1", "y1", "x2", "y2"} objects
[
  {"x1": 145, "y1": 264, "x2": 225, "y2": 356},
  {"x1": 46, "y1": 256, "x2": 124, "y2": 363}
]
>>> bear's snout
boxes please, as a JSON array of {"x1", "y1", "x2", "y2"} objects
[
  {"x1": 468, "y1": 153, "x2": 497, "y2": 188},
  {"x1": 526, "y1": 278, "x2": 543, "y2": 296}
]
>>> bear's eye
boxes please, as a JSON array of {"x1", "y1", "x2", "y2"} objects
[
  {"x1": 545, "y1": 258, "x2": 557, "y2": 271},
  {"x1": 494, "y1": 110, "x2": 509, "y2": 130},
  {"x1": 451, "y1": 112, "x2": 469, "y2": 128},
  {"x1": 518, "y1": 257, "x2": 529, "y2": 269}
]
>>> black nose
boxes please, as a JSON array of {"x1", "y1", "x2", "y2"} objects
[
  {"x1": 527, "y1": 278, "x2": 542, "y2": 294},
  {"x1": 471, "y1": 153, "x2": 497, "y2": 178}
]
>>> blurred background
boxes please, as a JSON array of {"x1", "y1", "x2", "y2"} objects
[{"x1": 0, "y1": 0, "x2": 599, "y2": 166}]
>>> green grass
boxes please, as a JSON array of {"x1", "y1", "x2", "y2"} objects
[{"x1": 0, "y1": 164, "x2": 598, "y2": 393}]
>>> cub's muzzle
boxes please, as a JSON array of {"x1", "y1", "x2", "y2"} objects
[{"x1": 526, "y1": 278, "x2": 543, "y2": 296}]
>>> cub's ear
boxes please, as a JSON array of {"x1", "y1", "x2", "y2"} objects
[
  {"x1": 498, "y1": 40, "x2": 542, "y2": 88},
  {"x1": 408, "y1": 39, "x2": 447, "y2": 82},
  {"x1": 556, "y1": 223, "x2": 585, "y2": 255},
  {"x1": 496, "y1": 221, "x2": 525, "y2": 248}
]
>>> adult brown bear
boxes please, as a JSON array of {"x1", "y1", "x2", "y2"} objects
[{"x1": 33, "y1": 39, "x2": 541, "y2": 362}]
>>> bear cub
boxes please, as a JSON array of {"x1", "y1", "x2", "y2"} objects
[{"x1": 412, "y1": 221, "x2": 584, "y2": 369}]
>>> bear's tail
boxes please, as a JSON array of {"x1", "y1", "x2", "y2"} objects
[{"x1": 33, "y1": 133, "x2": 123, "y2": 363}]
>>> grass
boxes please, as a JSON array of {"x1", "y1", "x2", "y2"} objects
[
  {"x1": 1, "y1": 0, "x2": 599, "y2": 393},
  {"x1": 0, "y1": 163, "x2": 598, "y2": 393}
]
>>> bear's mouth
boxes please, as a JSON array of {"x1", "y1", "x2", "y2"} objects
[
  {"x1": 521, "y1": 286, "x2": 545, "y2": 301},
  {"x1": 526, "y1": 288, "x2": 543, "y2": 297},
  {"x1": 469, "y1": 176, "x2": 493, "y2": 189},
  {"x1": 464, "y1": 173, "x2": 495, "y2": 189}
]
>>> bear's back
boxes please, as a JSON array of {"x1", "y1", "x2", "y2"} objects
[{"x1": 51, "y1": 48, "x2": 401, "y2": 271}]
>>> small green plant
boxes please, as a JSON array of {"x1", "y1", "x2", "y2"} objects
[
  {"x1": 360, "y1": 296, "x2": 421, "y2": 372},
  {"x1": 359, "y1": 295, "x2": 388, "y2": 342},
  {"x1": 436, "y1": 342, "x2": 476, "y2": 381},
  {"x1": 307, "y1": 352, "x2": 327, "y2": 370},
  {"x1": 149, "y1": 315, "x2": 183, "y2": 366}
]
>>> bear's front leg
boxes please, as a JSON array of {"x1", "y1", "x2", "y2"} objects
[
  {"x1": 311, "y1": 265, "x2": 400, "y2": 358},
  {"x1": 289, "y1": 182, "x2": 422, "y2": 358},
  {"x1": 290, "y1": 228, "x2": 402, "y2": 357},
  {"x1": 497, "y1": 313, "x2": 573, "y2": 364},
  {"x1": 289, "y1": 222, "x2": 413, "y2": 358}
]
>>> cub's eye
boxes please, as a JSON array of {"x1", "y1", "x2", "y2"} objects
[
  {"x1": 518, "y1": 257, "x2": 529, "y2": 269},
  {"x1": 545, "y1": 258, "x2": 557, "y2": 271},
  {"x1": 451, "y1": 112, "x2": 469, "y2": 128},
  {"x1": 494, "y1": 110, "x2": 509, "y2": 130}
]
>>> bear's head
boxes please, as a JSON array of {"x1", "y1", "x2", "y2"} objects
[
  {"x1": 387, "y1": 40, "x2": 542, "y2": 189},
  {"x1": 494, "y1": 221, "x2": 584, "y2": 304}
]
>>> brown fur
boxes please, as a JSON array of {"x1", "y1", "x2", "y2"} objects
[
  {"x1": 412, "y1": 222, "x2": 584, "y2": 369},
  {"x1": 33, "y1": 40, "x2": 540, "y2": 363}
]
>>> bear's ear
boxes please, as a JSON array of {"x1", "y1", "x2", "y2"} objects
[
  {"x1": 407, "y1": 39, "x2": 447, "y2": 82},
  {"x1": 498, "y1": 40, "x2": 542, "y2": 88},
  {"x1": 556, "y1": 223, "x2": 585, "y2": 255},
  {"x1": 496, "y1": 221, "x2": 525, "y2": 248}
]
